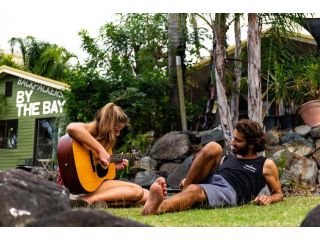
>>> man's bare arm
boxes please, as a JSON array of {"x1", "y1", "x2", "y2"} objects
[{"x1": 253, "y1": 158, "x2": 283, "y2": 206}]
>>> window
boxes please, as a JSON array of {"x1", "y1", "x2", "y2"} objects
[
  {"x1": 0, "y1": 120, "x2": 18, "y2": 149},
  {"x1": 5, "y1": 81, "x2": 13, "y2": 97},
  {"x1": 35, "y1": 118, "x2": 56, "y2": 159}
]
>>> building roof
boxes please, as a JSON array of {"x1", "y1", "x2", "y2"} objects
[
  {"x1": 0, "y1": 65, "x2": 70, "y2": 90},
  {"x1": 191, "y1": 30, "x2": 317, "y2": 71}
]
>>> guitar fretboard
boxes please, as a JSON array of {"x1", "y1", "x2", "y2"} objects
[{"x1": 110, "y1": 153, "x2": 140, "y2": 162}]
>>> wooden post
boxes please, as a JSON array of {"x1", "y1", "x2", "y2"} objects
[{"x1": 176, "y1": 56, "x2": 187, "y2": 130}]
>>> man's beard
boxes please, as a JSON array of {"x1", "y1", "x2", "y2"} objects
[{"x1": 231, "y1": 144, "x2": 250, "y2": 156}]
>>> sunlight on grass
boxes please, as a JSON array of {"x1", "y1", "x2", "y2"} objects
[{"x1": 104, "y1": 196, "x2": 320, "y2": 227}]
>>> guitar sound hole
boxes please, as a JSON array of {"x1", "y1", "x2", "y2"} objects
[{"x1": 96, "y1": 164, "x2": 109, "y2": 178}]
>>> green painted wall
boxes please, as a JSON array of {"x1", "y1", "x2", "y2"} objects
[{"x1": 0, "y1": 75, "x2": 66, "y2": 169}]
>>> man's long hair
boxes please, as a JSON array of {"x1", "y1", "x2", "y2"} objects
[{"x1": 235, "y1": 119, "x2": 266, "y2": 152}]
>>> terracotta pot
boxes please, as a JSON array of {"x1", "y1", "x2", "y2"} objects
[{"x1": 297, "y1": 100, "x2": 320, "y2": 127}]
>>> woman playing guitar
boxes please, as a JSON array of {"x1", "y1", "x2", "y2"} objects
[{"x1": 56, "y1": 103, "x2": 149, "y2": 206}]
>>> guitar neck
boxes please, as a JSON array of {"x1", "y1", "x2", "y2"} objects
[{"x1": 110, "y1": 154, "x2": 138, "y2": 163}]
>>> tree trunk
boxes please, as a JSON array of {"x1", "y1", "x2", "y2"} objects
[
  {"x1": 214, "y1": 13, "x2": 233, "y2": 145},
  {"x1": 167, "y1": 13, "x2": 187, "y2": 129},
  {"x1": 247, "y1": 13, "x2": 262, "y2": 126},
  {"x1": 231, "y1": 13, "x2": 242, "y2": 127}
]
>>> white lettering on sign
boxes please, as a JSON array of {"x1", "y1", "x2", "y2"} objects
[
  {"x1": 43, "y1": 101, "x2": 51, "y2": 115},
  {"x1": 16, "y1": 89, "x2": 66, "y2": 117},
  {"x1": 57, "y1": 100, "x2": 65, "y2": 113},
  {"x1": 17, "y1": 78, "x2": 64, "y2": 98},
  {"x1": 42, "y1": 100, "x2": 65, "y2": 115},
  {"x1": 16, "y1": 103, "x2": 24, "y2": 117},
  {"x1": 16, "y1": 90, "x2": 34, "y2": 104},
  {"x1": 23, "y1": 102, "x2": 40, "y2": 116}
]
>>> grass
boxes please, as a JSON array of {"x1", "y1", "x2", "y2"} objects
[{"x1": 103, "y1": 196, "x2": 320, "y2": 227}]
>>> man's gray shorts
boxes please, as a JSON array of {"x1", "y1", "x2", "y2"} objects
[{"x1": 198, "y1": 173, "x2": 237, "y2": 208}]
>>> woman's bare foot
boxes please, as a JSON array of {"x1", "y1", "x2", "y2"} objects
[{"x1": 141, "y1": 177, "x2": 167, "y2": 215}]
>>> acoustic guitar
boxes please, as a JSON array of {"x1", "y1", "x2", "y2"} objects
[{"x1": 57, "y1": 135, "x2": 141, "y2": 194}]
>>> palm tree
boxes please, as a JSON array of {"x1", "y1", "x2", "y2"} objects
[
  {"x1": 258, "y1": 13, "x2": 309, "y2": 119},
  {"x1": 0, "y1": 50, "x2": 19, "y2": 68},
  {"x1": 9, "y1": 36, "x2": 75, "y2": 81}
]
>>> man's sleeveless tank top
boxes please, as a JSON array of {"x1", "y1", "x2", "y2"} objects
[{"x1": 216, "y1": 154, "x2": 266, "y2": 204}]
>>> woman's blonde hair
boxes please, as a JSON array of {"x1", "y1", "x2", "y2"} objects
[{"x1": 91, "y1": 103, "x2": 130, "y2": 149}]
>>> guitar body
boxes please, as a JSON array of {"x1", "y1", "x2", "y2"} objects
[{"x1": 57, "y1": 135, "x2": 116, "y2": 194}]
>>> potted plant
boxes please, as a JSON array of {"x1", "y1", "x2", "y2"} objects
[
  {"x1": 261, "y1": 32, "x2": 299, "y2": 130},
  {"x1": 263, "y1": 59, "x2": 296, "y2": 130},
  {"x1": 292, "y1": 55, "x2": 320, "y2": 127}
]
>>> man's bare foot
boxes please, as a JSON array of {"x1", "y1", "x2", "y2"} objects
[{"x1": 141, "y1": 177, "x2": 167, "y2": 215}]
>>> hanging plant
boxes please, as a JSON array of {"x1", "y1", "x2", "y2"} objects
[{"x1": 0, "y1": 94, "x2": 8, "y2": 117}]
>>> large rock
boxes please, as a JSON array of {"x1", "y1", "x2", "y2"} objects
[
  {"x1": 311, "y1": 125, "x2": 320, "y2": 139},
  {"x1": 272, "y1": 148, "x2": 292, "y2": 171},
  {"x1": 166, "y1": 155, "x2": 193, "y2": 188},
  {"x1": 159, "y1": 163, "x2": 181, "y2": 177},
  {"x1": 281, "y1": 131, "x2": 314, "y2": 148},
  {"x1": 265, "y1": 130, "x2": 280, "y2": 145},
  {"x1": 312, "y1": 150, "x2": 320, "y2": 168},
  {"x1": 280, "y1": 154, "x2": 318, "y2": 186},
  {"x1": 26, "y1": 209, "x2": 149, "y2": 227},
  {"x1": 133, "y1": 170, "x2": 159, "y2": 188},
  {"x1": 0, "y1": 169, "x2": 70, "y2": 226},
  {"x1": 149, "y1": 131, "x2": 190, "y2": 161},
  {"x1": 198, "y1": 127, "x2": 224, "y2": 146},
  {"x1": 130, "y1": 156, "x2": 158, "y2": 176},
  {"x1": 285, "y1": 145, "x2": 313, "y2": 157},
  {"x1": 295, "y1": 125, "x2": 311, "y2": 137}
]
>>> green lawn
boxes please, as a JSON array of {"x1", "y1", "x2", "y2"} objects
[{"x1": 103, "y1": 196, "x2": 320, "y2": 227}]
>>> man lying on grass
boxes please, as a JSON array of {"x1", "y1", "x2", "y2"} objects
[{"x1": 142, "y1": 119, "x2": 283, "y2": 215}]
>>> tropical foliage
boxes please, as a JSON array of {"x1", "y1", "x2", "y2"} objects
[
  {"x1": 9, "y1": 36, "x2": 76, "y2": 81},
  {"x1": 0, "y1": 51, "x2": 19, "y2": 68},
  {"x1": 2, "y1": 12, "x2": 317, "y2": 151},
  {"x1": 64, "y1": 14, "x2": 171, "y2": 136},
  {"x1": 64, "y1": 13, "x2": 208, "y2": 138}
]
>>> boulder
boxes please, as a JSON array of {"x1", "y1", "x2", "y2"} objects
[
  {"x1": 159, "y1": 163, "x2": 181, "y2": 177},
  {"x1": 265, "y1": 130, "x2": 280, "y2": 145},
  {"x1": 130, "y1": 156, "x2": 158, "y2": 175},
  {"x1": 0, "y1": 169, "x2": 70, "y2": 226},
  {"x1": 198, "y1": 127, "x2": 224, "y2": 146},
  {"x1": 166, "y1": 155, "x2": 193, "y2": 188},
  {"x1": 134, "y1": 170, "x2": 159, "y2": 188},
  {"x1": 294, "y1": 125, "x2": 311, "y2": 137},
  {"x1": 26, "y1": 208, "x2": 149, "y2": 227},
  {"x1": 285, "y1": 145, "x2": 313, "y2": 157},
  {"x1": 149, "y1": 131, "x2": 190, "y2": 161},
  {"x1": 311, "y1": 125, "x2": 320, "y2": 139},
  {"x1": 312, "y1": 150, "x2": 320, "y2": 168},
  {"x1": 281, "y1": 131, "x2": 314, "y2": 148},
  {"x1": 280, "y1": 154, "x2": 318, "y2": 186}
]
